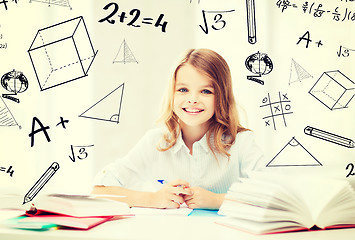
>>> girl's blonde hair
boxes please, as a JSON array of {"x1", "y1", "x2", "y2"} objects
[{"x1": 158, "y1": 48, "x2": 248, "y2": 158}]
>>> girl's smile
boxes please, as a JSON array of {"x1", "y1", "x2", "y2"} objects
[{"x1": 183, "y1": 107, "x2": 204, "y2": 113}]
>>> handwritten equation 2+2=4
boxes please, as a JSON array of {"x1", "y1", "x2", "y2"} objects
[{"x1": 98, "y1": 2, "x2": 168, "y2": 33}]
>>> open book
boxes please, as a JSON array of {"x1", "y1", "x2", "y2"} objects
[
  {"x1": 217, "y1": 171, "x2": 355, "y2": 234},
  {"x1": 1, "y1": 193, "x2": 131, "y2": 217}
]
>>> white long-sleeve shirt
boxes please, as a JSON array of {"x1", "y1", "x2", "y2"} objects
[{"x1": 94, "y1": 128, "x2": 265, "y2": 194}]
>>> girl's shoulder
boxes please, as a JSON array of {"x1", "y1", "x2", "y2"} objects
[
  {"x1": 233, "y1": 130, "x2": 256, "y2": 147},
  {"x1": 141, "y1": 127, "x2": 166, "y2": 142}
]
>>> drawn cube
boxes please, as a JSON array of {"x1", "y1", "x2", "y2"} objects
[
  {"x1": 309, "y1": 70, "x2": 355, "y2": 110},
  {"x1": 28, "y1": 16, "x2": 97, "y2": 91}
]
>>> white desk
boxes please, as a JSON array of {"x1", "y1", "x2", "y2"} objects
[{"x1": 1, "y1": 214, "x2": 355, "y2": 240}]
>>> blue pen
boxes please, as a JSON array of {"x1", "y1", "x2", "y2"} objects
[{"x1": 157, "y1": 179, "x2": 165, "y2": 184}]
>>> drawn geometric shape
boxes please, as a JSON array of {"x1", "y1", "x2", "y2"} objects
[
  {"x1": 266, "y1": 137, "x2": 322, "y2": 167},
  {"x1": 304, "y1": 126, "x2": 355, "y2": 148},
  {"x1": 0, "y1": 97, "x2": 19, "y2": 127},
  {"x1": 1, "y1": 69, "x2": 28, "y2": 94},
  {"x1": 289, "y1": 58, "x2": 312, "y2": 85},
  {"x1": 29, "y1": 0, "x2": 72, "y2": 9},
  {"x1": 246, "y1": 0, "x2": 257, "y2": 44},
  {"x1": 309, "y1": 70, "x2": 355, "y2": 110},
  {"x1": 79, "y1": 83, "x2": 125, "y2": 124},
  {"x1": 113, "y1": 39, "x2": 138, "y2": 64},
  {"x1": 28, "y1": 16, "x2": 98, "y2": 91},
  {"x1": 245, "y1": 51, "x2": 273, "y2": 76},
  {"x1": 260, "y1": 92, "x2": 293, "y2": 131}
]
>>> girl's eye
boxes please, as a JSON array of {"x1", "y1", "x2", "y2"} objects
[
  {"x1": 177, "y1": 88, "x2": 188, "y2": 93},
  {"x1": 202, "y1": 89, "x2": 213, "y2": 94}
]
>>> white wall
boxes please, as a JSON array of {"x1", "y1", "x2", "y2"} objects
[{"x1": 0, "y1": 0, "x2": 354, "y2": 196}]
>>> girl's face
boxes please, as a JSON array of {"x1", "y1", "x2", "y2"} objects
[{"x1": 173, "y1": 64, "x2": 215, "y2": 130}]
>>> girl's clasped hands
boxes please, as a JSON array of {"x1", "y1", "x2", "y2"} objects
[{"x1": 153, "y1": 179, "x2": 224, "y2": 210}]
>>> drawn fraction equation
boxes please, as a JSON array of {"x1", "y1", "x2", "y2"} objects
[
  {"x1": 98, "y1": 2, "x2": 168, "y2": 33},
  {"x1": 199, "y1": 9, "x2": 235, "y2": 34},
  {"x1": 69, "y1": 144, "x2": 94, "y2": 162},
  {"x1": 0, "y1": 24, "x2": 7, "y2": 50},
  {"x1": 0, "y1": 0, "x2": 18, "y2": 11},
  {"x1": 0, "y1": 165, "x2": 14, "y2": 177},
  {"x1": 260, "y1": 92, "x2": 293, "y2": 130},
  {"x1": 28, "y1": 116, "x2": 69, "y2": 147},
  {"x1": 276, "y1": 1, "x2": 355, "y2": 22}
]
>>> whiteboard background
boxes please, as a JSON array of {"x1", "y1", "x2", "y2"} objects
[{"x1": 0, "y1": 0, "x2": 354, "y2": 196}]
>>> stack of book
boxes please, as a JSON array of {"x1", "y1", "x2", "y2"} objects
[
  {"x1": 1, "y1": 193, "x2": 132, "y2": 230},
  {"x1": 217, "y1": 171, "x2": 355, "y2": 234}
]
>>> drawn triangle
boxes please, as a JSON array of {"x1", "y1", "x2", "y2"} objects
[
  {"x1": 0, "y1": 97, "x2": 19, "y2": 127},
  {"x1": 79, "y1": 83, "x2": 124, "y2": 123},
  {"x1": 289, "y1": 59, "x2": 312, "y2": 85},
  {"x1": 31, "y1": 0, "x2": 72, "y2": 8},
  {"x1": 113, "y1": 40, "x2": 138, "y2": 64},
  {"x1": 266, "y1": 137, "x2": 322, "y2": 167},
  {"x1": 50, "y1": 0, "x2": 71, "y2": 7}
]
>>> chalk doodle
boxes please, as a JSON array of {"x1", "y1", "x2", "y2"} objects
[
  {"x1": 246, "y1": 0, "x2": 257, "y2": 44},
  {"x1": 296, "y1": 31, "x2": 324, "y2": 48},
  {"x1": 276, "y1": 1, "x2": 355, "y2": 22},
  {"x1": 346, "y1": 163, "x2": 355, "y2": 178},
  {"x1": 28, "y1": 16, "x2": 98, "y2": 91},
  {"x1": 0, "y1": 24, "x2": 7, "y2": 50},
  {"x1": 69, "y1": 144, "x2": 94, "y2": 162},
  {"x1": 304, "y1": 126, "x2": 355, "y2": 148},
  {"x1": 28, "y1": 116, "x2": 70, "y2": 147},
  {"x1": 29, "y1": 0, "x2": 72, "y2": 9},
  {"x1": 79, "y1": 83, "x2": 125, "y2": 124},
  {"x1": 0, "y1": 165, "x2": 14, "y2": 177},
  {"x1": 245, "y1": 51, "x2": 273, "y2": 85},
  {"x1": 337, "y1": 45, "x2": 355, "y2": 57},
  {"x1": 309, "y1": 70, "x2": 355, "y2": 110},
  {"x1": 0, "y1": 96, "x2": 20, "y2": 128},
  {"x1": 266, "y1": 137, "x2": 322, "y2": 167},
  {"x1": 199, "y1": 9, "x2": 235, "y2": 34},
  {"x1": 1, "y1": 69, "x2": 29, "y2": 103},
  {"x1": 113, "y1": 39, "x2": 138, "y2": 64},
  {"x1": 98, "y1": 2, "x2": 168, "y2": 33},
  {"x1": 289, "y1": 59, "x2": 312, "y2": 85},
  {"x1": 0, "y1": 0, "x2": 18, "y2": 11},
  {"x1": 260, "y1": 92, "x2": 293, "y2": 130},
  {"x1": 23, "y1": 162, "x2": 60, "y2": 204}
]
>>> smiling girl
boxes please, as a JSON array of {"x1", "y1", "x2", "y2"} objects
[{"x1": 92, "y1": 49, "x2": 265, "y2": 209}]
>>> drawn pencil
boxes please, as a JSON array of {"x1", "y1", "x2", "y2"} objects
[
  {"x1": 246, "y1": 0, "x2": 257, "y2": 44},
  {"x1": 304, "y1": 126, "x2": 355, "y2": 148},
  {"x1": 23, "y1": 162, "x2": 60, "y2": 205}
]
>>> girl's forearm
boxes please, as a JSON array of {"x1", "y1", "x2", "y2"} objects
[{"x1": 91, "y1": 185, "x2": 154, "y2": 207}]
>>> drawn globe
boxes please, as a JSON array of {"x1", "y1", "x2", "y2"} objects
[
  {"x1": 1, "y1": 69, "x2": 28, "y2": 94},
  {"x1": 245, "y1": 52, "x2": 273, "y2": 76}
]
